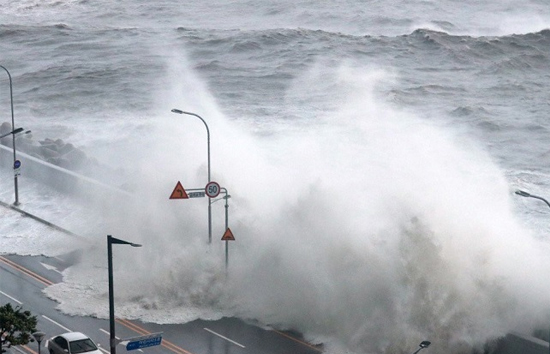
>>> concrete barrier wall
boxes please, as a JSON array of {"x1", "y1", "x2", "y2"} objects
[
  {"x1": 495, "y1": 332, "x2": 549, "y2": 354},
  {"x1": 0, "y1": 144, "x2": 132, "y2": 201}
]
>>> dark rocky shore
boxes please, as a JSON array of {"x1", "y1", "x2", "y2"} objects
[{"x1": 0, "y1": 121, "x2": 98, "y2": 173}]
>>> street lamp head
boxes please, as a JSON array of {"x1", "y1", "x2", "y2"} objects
[
  {"x1": 171, "y1": 108, "x2": 199, "y2": 118},
  {"x1": 108, "y1": 235, "x2": 142, "y2": 247},
  {"x1": 0, "y1": 127, "x2": 25, "y2": 139},
  {"x1": 32, "y1": 331, "x2": 45, "y2": 343},
  {"x1": 419, "y1": 341, "x2": 431, "y2": 348},
  {"x1": 515, "y1": 190, "x2": 532, "y2": 197}
]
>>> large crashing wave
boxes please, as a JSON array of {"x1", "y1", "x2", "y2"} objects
[{"x1": 44, "y1": 64, "x2": 550, "y2": 354}]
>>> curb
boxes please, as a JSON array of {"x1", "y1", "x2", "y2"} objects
[{"x1": 0, "y1": 199, "x2": 82, "y2": 238}]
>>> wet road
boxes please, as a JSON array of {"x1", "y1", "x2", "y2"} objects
[{"x1": 0, "y1": 254, "x2": 323, "y2": 354}]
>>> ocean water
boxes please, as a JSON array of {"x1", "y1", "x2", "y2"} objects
[{"x1": 2, "y1": 1, "x2": 550, "y2": 353}]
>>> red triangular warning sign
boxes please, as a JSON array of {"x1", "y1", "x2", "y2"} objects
[
  {"x1": 169, "y1": 181, "x2": 189, "y2": 199},
  {"x1": 221, "y1": 228, "x2": 235, "y2": 241}
]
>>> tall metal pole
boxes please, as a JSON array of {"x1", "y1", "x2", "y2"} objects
[
  {"x1": 107, "y1": 235, "x2": 142, "y2": 354},
  {"x1": 171, "y1": 109, "x2": 212, "y2": 244},
  {"x1": 108, "y1": 236, "x2": 116, "y2": 354},
  {"x1": 515, "y1": 189, "x2": 550, "y2": 354},
  {"x1": 0, "y1": 65, "x2": 19, "y2": 205},
  {"x1": 223, "y1": 188, "x2": 229, "y2": 270}
]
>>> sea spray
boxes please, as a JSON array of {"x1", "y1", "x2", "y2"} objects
[{"x1": 44, "y1": 63, "x2": 550, "y2": 354}]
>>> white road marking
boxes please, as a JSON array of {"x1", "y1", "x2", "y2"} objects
[
  {"x1": 203, "y1": 328, "x2": 246, "y2": 348},
  {"x1": 40, "y1": 262, "x2": 62, "y2": 274},
  {"x1": 97, "y1": 345, "x2": 110, "y2": 354},
  {"x1": 11, "y1": 345, "x2": 27, "y2": 354},
  {"x1": 99, "y1": 328, "x2": 121, "y2": 340},
  {"x1": 0, "y1": 290, "x2": 22, "y2": 304},
  {"x1": 42, "y1": 315, "x2": 72, "y2": 332}
]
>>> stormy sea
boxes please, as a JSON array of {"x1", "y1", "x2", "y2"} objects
[{"x1": 1, "y1": 1, "x2": 550, "y2": 353}]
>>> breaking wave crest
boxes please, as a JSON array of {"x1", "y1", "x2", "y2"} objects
[{"x1": 44, "y1": 63, "x2": 550, "y2": 354}]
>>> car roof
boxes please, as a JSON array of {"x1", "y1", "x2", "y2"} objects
[{"x1": 58, "y1": 332, "x2": 90, "y2": 341}]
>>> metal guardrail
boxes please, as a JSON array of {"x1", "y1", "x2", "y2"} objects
[{"x1": 0, "y1": 199, "x2": 82, "y2": 238}]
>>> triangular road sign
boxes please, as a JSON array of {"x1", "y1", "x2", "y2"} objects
[
  {"x1": 169, "y1": 181, "x2": 189, "y2": 199},
  {"x1": 221, "y1": 228, "x2": 235, "y2": 241}
]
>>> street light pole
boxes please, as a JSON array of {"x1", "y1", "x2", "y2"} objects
[
  {"x1": 515, "y1": 189, "x2": 550, "y2": 354},
  {"x1": 0, "y1": 65, "x2": 20, "y2": 206},
  {"x1": 171, "y1": 109, "x2": 212, "y2": 244},
  {"x1": 108, "y1": 235, "x2": 142, "y2": 354},
  {"x1": 32, "y1": 331, "x2": 45, "y2": 354}
]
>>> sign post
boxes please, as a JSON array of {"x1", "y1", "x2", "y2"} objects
[
  {"x1": 170, "y1": 182, "x2": 235, "y2": 271},
  {"x1": 217, "y1": 187, "x2": 234, "y2": 272}
]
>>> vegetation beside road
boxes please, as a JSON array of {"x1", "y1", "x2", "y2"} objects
[{"x1": 0, "y1": 303, "x2": 37, "y2": 353}]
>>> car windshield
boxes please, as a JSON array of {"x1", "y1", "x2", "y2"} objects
[{"x1": 69, "y1": 339, "x2": 98, "y2": 354}]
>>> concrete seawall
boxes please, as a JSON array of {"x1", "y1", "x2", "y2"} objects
[
  {"x1": 495, "y1": 332, "x2": 549, "y2": 354},
  {"x1": 0, "y1": 143, "x2": 132, "y2": 201}
]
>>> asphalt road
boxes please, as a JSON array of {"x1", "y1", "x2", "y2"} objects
[{"x1": 0, "y1": 254, "x2": 323, "y2": 354}]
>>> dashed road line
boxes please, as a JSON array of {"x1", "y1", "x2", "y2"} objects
[
  {"x1": 204, "y1": 327, "x2": 246, "y2": 348},
  {"x1": 0, "y1": 290, "x2": 22, "y2": 304},
  {"x1": 42, "y1": 315, "x2": 72, "y2": 332}
]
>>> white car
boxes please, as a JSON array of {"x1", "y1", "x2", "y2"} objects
[{"x1": 46, "y1": 332, "x2": 102, "y2": 354}]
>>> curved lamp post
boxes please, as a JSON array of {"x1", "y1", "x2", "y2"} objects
[
  {"x1": 515, "y1": 190, "x2": 550, "y2": 209},
  {"x1": 32, "y1": 331, "x2": 45, "y2": 354},
  {"x1": 108, "y1": 235, "x2": 142, "y2": 354},
  {"x1": 410, "y1": 340, "x2": 431, "y2": 354},
  {"x1": 515, "y1": 189, "x2": 550, "y2": 354},
  {"x1": 171, "y1": 109, "x2": 212, "y2": 244},
  {"x1": 0, "y1": 65, "x2": 21, "y2": 206}
]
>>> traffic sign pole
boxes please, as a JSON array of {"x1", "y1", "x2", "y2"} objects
[
  {"x1": 225, "y1": 189, "x2": 229, "y2": 271},
  {"x1": 215, "y1": 188, "x2": 234, "y2": 272},
  {"x1": 205, "y1": 181, "x2": 220, "y2": 246}
]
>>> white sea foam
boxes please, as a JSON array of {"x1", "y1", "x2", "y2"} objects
[{"x1": 38, "y1": 62, "x2": 550, "y2": 354}]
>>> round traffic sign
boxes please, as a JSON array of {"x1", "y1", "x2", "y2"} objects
[
  {"x1": 13, "y1": 160, "x2": 21, "y2": 169},
  {"x1": 205, "y1": 181, "x2": 221, "y2": 198}
]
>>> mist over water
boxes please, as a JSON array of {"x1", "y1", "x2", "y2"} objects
[{"x1": 40, "y1": 63, "x2": 550, "y2": 354}]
